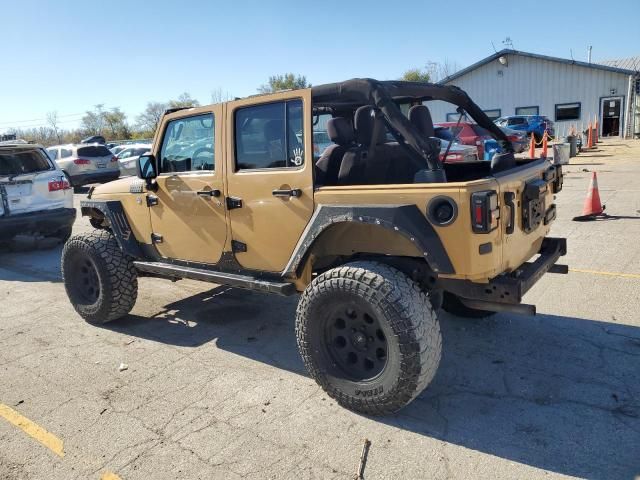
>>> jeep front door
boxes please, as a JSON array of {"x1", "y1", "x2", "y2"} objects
[
  {"x1": 149, "y1": 107, "x2": 227, "y2": 264},
  {"x1": 225, "y1": 91, "x2": 314, "y2": 273}
]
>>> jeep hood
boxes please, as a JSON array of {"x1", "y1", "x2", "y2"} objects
[{"x1": 90, "y1": 177, "x2": 136, "y2": 196}]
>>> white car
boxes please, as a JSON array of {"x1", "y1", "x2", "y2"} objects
[
  {"x1": 116, "y1": 145, "x2": 151, "y2": 176},
  {"x1": 46, "y1": 143, "x2": 120, "y2": 187},
  {"x1": 0, "y1": 142, "x2": 75, "y2": 243}
]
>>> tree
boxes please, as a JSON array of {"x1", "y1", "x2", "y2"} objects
[
  {"x1": 46, "y1": 111, "x2": 62, "y2": 144},
  {"x1": 258, "y1": 74, "x2": 310, "y2": 93},
  {"x1": 169, "y1": 92, "x2": 200, "y2": 109},
  {"x1": 136, "y1": 101, "x2": 168, "y2": 135},
  {"x1": 81, "y1": 104, "x2": 106, "y2": 136},
  {"x1": 211, "y1": 87, "x2": 234, "y2": 104},
  {"x1": 103, "y1": 107, "x2": 130, "y2": 140},
  {"x1": 400, "y1": 68, "x2": 431, "y2": 83}
]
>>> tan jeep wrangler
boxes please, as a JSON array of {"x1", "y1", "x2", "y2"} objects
[{"x1": 62, "y1": 79, "x2": 566, "y2": 415}]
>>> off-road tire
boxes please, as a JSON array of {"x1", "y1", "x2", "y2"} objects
[
  {"x1": 442, "y1": 292, "x2": 496, "y2": 318},
  {"x1": 296, "y1": 261, "x2": 442, "y2": 415},
  {"x1": 62, "y1": 229, "x2": 137, "y2": 325}
]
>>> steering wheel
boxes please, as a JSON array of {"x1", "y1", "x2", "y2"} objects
[{"x1": 192, "y1": 147, "x2": 214, "y2": 170}]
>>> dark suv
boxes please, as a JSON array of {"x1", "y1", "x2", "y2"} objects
[{"x1": 495, "y1": 115, "x2": 554, "y2": 142}]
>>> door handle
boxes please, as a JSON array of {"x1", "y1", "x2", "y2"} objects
[
  {"x1": 272, "y1": 188, "x2": 302, "y2": 198},
  {"x1": 504, "y1": 192, "x2": 516, "y2": 234},
  {"x1": 197, "y1": 189, "x2": 221, "y2": 197}
]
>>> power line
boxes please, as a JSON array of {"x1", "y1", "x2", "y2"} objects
[{"x1": 0, "y1": 112, "x2": 85, "y2": 126}]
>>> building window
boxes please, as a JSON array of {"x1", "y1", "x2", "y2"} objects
[
  {"x1": 516, "y1": 106, "x2": 539, "y2": 116},
  {"x1": 483, "y1": 109, "x2": 501, "y2": 120},
  {"x1": 555, "y1": 102, "x2": 581, "y2": 121}
]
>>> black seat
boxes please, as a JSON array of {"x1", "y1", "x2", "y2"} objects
[
  {"x1": 315, "y1": 117, "x2": 354, "y2": 186},
  {"x1": 408, "y1": 105, "x2": 435, "y2": 138},
  {"x1": 337, "y1": 106, "x2": 384, "y2": 185}
]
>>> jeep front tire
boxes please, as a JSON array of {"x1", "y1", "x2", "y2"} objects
[
  {"x1": 296, "y1": 261, "x2": 442, "y2": 415},
  {"x1": 62, "y1": 230, "x2": 138, "y2": 324}
]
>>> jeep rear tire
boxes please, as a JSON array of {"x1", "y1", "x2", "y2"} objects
[
  {"x1": 442, "y1": 292, "x2": 496, "y2": 318},
  {"x1": 296, "y1": 261, "x2": 442, "y2": 415},
  {"x1": 62, "y1": 230, "x2": 138, "y2": 325}
]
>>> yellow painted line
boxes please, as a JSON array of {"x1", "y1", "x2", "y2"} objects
[
  {"x1": 101, "y1": 472, "x2": 122, "y2": 480},
  {"x1": 0, "y1": 403, "x2": 64, "y2": 457},
  {"x1": 570, "y1": 268, "x2": 640, "y2": 279}
]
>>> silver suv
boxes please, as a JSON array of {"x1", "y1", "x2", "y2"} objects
[
  {"x1": 0, "y1": 143, "x2": 75, "y2": 243},
  {"x1": 47, "y1": 144, "x2": 120, "y2": 187}
]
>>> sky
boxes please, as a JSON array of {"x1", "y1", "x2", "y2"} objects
[{"x1": 1, "y1": 0, "x2": 638, "y2": 133}]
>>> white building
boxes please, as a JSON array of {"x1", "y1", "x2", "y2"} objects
[{"x1": 429, "y1": 49, "x2": 640, "y2": 138}]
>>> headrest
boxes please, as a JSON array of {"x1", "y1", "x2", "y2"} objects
[
  {"x1": 408, "y1": 105, "x2": 435, "y2": 138},
  {"x1": 354, "y1": 105, "x2": 387, "y2": 146},
  {"x1": 326, "y1": 117, "x2": 354, "y2": 145}
]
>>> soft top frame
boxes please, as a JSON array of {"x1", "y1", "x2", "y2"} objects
[{"x1": 311, "y1": 78, "x2": 513, "y2": 179}]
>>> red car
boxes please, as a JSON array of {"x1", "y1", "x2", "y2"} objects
[{"x1": 435, "y1": 122, "x2": 493, "y2": 158}]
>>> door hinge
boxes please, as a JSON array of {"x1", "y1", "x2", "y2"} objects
[
  {"x1": 226, "y1": 196, "x2": 243, "y2": 210},
  {"x1": 231, "y1": 240, "x2": 247, "y2": 253},
  {"x1": 151, "y1": 233, "x2": 163, "y2": 244},
  {"x1": 146, "y1": 194, "x2": 159, "y2": 207}
]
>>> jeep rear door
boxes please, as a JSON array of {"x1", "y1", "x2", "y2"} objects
[{"x1": 225, "y1": 89, "x2": 314, "y2": 273}]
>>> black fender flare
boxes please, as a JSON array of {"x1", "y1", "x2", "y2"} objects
[
  {"x1": 80, "y1": 200, "x2": 143, "y2": 259},
  {"x1": 282, "y1": 204, "x2": 454, "y2": 277}
]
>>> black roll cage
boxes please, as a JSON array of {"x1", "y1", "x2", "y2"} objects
[{"x1": 311, "y1": 79, "x2": 514, "y2": 181}]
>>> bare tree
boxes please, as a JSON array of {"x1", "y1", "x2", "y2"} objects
[
  {"x1": 81, "y1": 104, "x2": 106, "y2": 136},
  {"x1": 425, "y1": 59, "x2": 461, "y2": 82},
  {"x1": 210, "y1": 88, "x2": 234, "y2": 104},
  {"x1": 46, "y1": 111, "x2": 62, "y2": 144},
  {"x1": 136, "y1": 101, "x2": 168, "y2": 136}
]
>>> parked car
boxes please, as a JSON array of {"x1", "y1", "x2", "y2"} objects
[
  {"x1": 437, "y1": 139, "x2": 478, "y2": 163},
  {"x1": 434, "y1": 122, "x2": 493, "y2": 158},
  {"x1": 116, "y1": 145, "x2": 151, "y2": 176},
  {"x1": 494, "y1": 115, "x2": 554, "y2": 142},
  {"x1": 81, "y1": 135, "x2": 106, "y2": 144},
  {"x1": 498, "y1": 126, "x2": 528, "y2": 153},
  {"x1": 0, "y1": 142, "x2": 75, "y2": 243},
  {"x1": 109, "y1": 145, "x2": 127, "y2": 155},
  {"x1": 46, "y1": 144, "x2": 120, "y2": 187}
]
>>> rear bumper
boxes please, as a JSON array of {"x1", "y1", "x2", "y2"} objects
[
  {"x1": 0, "y1": 207, "x2": 76, "y2": 240},
  {"x1": 70, "y1": 170, "x2": 120, "y2": 186},
  {"x1": 438, "y1": 237, "x2": 567, "y2": 315}
]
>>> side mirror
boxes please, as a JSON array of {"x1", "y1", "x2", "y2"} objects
[{"x1": 136, "y1": 154, "x2": 157, "y2": 180}]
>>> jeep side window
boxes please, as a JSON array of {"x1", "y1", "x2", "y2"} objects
[
  {"x1": 235, "y1": 99, "x2": 304, "y2": 170},
  {"x1": 159, "y1": 113, "x2": 215, "y2": 173}
]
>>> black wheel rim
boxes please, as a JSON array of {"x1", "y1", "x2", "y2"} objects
[
  {"x1": 69, "y1": 254, "x2": 101, "y2": 305},
  {"x1": 323, "y1": 301, "x2": 388, "y2": 381}
]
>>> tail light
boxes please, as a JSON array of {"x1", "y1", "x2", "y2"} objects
[
  {"x1": 73, "y1": 158, "x2": 90, "y2": 165},
  {"x1": 439, "y1": 153, "x2": 464, "y2": 162},
  {"x1": 471, "y1": 191, "x2": 500, "y2": 233},
  {"x1": 110, "y1": 156, "x2": 118, "y2": 162},
  {"x1": 48, "y1": 179, "x2": 71, "y2": 192}
]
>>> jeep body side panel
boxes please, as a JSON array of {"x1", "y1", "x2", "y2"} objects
[
  {"x1": 310, "y1": 183, "x2": 505, "y2": 281},
  {"x1": 283, "y1": 204, "x2": 454, "y2": 277}
]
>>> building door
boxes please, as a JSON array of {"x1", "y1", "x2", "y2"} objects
[{"x1": 600, "y1": 97, "x2": 623, "y2": 137}]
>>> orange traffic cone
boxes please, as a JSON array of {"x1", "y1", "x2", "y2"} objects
[
  {"x1": 528, "y1": 133, "x2": 536, "y2": 159},
  {"x1": 572, "y1": 171, "x2": 606, "y2": 221},
  {"x1": 586, "y1": 122, "x2": 593, "y2": 149},
  {"x1": 541, "y1": 131, "x2": 548, "y2": 158}
]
